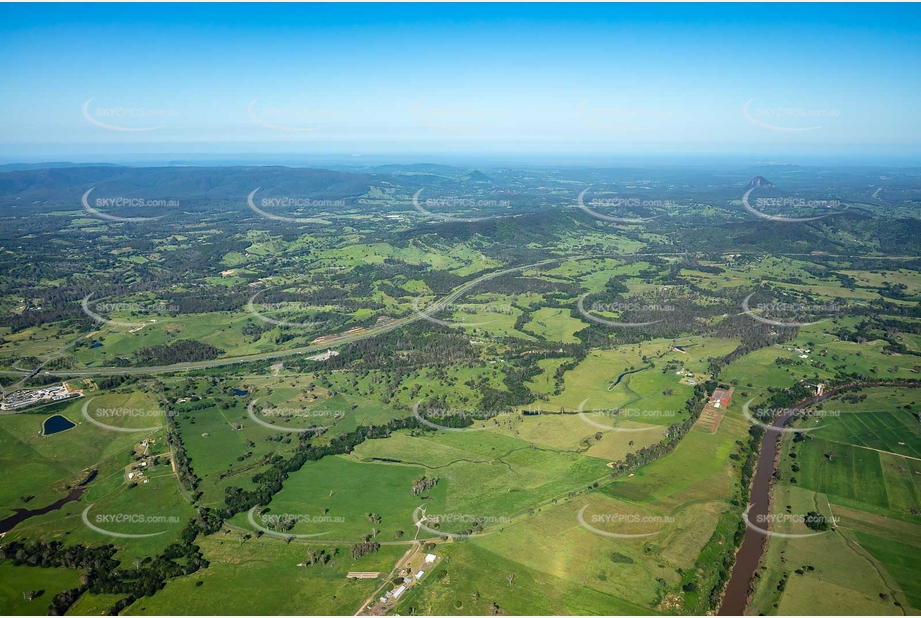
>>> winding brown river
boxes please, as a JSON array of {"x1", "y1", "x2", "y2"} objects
[{"x1": 718, "y1": 381, "x2": 915, "y2": 615}]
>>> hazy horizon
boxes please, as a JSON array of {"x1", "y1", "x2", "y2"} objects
[{"x1": 2, "y1": 3, "x2": 919, "y2": 165}]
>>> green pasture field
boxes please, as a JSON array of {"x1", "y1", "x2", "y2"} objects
[
  {"x1": 6, "y1": 467, "x2": 196, "y2": 563},
  {"x1": 780, "y1": 402, "x2": 921, "y2": 520},
  {"x1": 722, "y1": 335, "x2": 919, "y2": 400},
  {"x1": 840, "y1": 267, "x2": 921, "y2": 297},
  {"x1": 352, "y1": 431, "x2": 495, "y2": 469},
  {"x1": 790, "y1": 436, "x2": 890, "y2": 508},
  {"x1": 563, "y1": 232, "x2": 644, "y2": 256},
  {"x1": 397, "y1": 383, "x2": 751, "y2": 616},
  {"x1": 488, "y1": 491, "x2": 725, "y2": 608},
  {"x1": 748, "y1": 482, "x2": 919, "y2": 615},
  {"x1": 583, "y1": 426, "x2": 666, "y2": 462},
  {"x1": 2, "y1": 387, "x2": 193, "y2": 560},
  {"x1": 441, "y1": 303, "x2": 527, "y2": 338},
  {"x1": 230, "y1": 454, "x2": 448, "y2": 542},
  {"x1": 602, "y1": 409, "x2": 747, "y2": 511},
  {"x1": 73, "y1": 312, "x2": 282, "y2": 365},
  {"x1": 0, "y1": 391, "x2": 162, "y2": 519},
  {"x1": 854, "y1": 530, "x2": 921, "y2": 611},
  {"x1": 219, "y1": 251, "x2": 248, "y2": 267},
  {"x1": 0, "y1": 322, "x2": 78, "y2": 365},
  {"x1": 65, "y1": 593, "x2": 128, "y2": 616},
  {"x1": 402, "y1": 278, "x2": 430, "y2": 295},
  {"x1": 348, "y1": 429, "x2": 612, "y2": 527},
  {"x1": 752, "y1": 389, "x2": 921, "y2": 616},
  {"x1": 394, "y1": 540, "x2": 656, "y2": 616},
  {"x1": 543, "y1": 257, "x2": 633, "y2": 283},
  {"x1": 82, "y1": 390, "x2": 167, "y2": 431},
  {"x1": 813, "y1": 384, "x2": 919, "y2": 418},
  {"x1": 775, "y1": 282, "x2": 885, "y2": 301},
  {"x1": 486, "y1": 411, "x2": 666, "y2": 462},
  {"x1": 895, "y1": 331, "x2": 921, "y2": 353},
  {"x1": 523, "y1": 308, "x2": 586, "y2": 343},
  {"x1": 323, "y1": 365, "x2": 507, "y2": 412},
  {"x1": 317, "y1": 242, "x2": 475, "y2": 271},
  {"x1": 810, "y1": 409, "x2": 921, "y2": 459},
  {"x1": 236, "y1": 375, "x2": 402, "y2": 435},
  {"x1": 543, "y1": 337, "x2": 737, "y2": 413},
  {"x1": 0, "y1": 563, "x2": 85, "y2": 616},
  {"x1": 451, "y1": 257, "x2": 505, "y2": 277},
  {"x1": 173, "y1": 400, "x2": 308, "y2": 509},
  {"x1": 782, "y1": 427, "x2": 921, "y2": 519},
  {"x1": 469, "y1": 290, "x2": 546, "y2": 310},
  {"x1": 122, "y1": 533, "x2": 408, "y2": 616},
  {"x1": 524, "y1": 356, "x2": 569, "y2": 396},
  {"x1": 441, "y1": 244, "x2": 504, "y2": 276},
  {"x1": 717, "y1": 346, "x2": 805, "y2": 394},
  {"x1": 543, "y1": 346, "x2": 670, "y2": 412},
  {"x1": 204, "y1": 273, "x2": 252, "y2": 287},
  {"x1": 785, "y1": 322, "x2": 921, "y2": 376},
  {"x1": 569, "y1": 260, "x2": 651, "y2": 295},
  {"x1": 600, "y1": 402, "x2": 756, "y2": 614}
]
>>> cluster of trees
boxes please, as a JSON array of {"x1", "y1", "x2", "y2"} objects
[
  {"x1": 265, "y1": 515, "x2": 297, "y2": 532},
  {"x1": 165, "y1": 407, "x2": 201, "y2": 499},
  {"x1": 411, "y1": 475, "x2": 438, "y2": 496},
  {"x1": 0, "y1": 540, "x2": 118, "y2": 571},
  {"x1": 417, "y1": 404, "x2": 483, "y2": 428},
  {"x1": 804, "y1": 511, "x2": 833, "y2": 532},
  {"x1": 762, "y1": 382, "x2": 815, "y2": 411},
  {"x1": 0, "y1": 509, "x2": 214, "y2": 615},
  {"x1": 349, "y1": 541, "x2": 380, "y2": 560},
  {"x1": 831, "y1": 315, "x2": 921, "y2": 357},
  {"x1": 573, "y1": 288, "x2": 772, "y2": 351},
  {"x1": 737, "y1": 425, "x2": 765, "y2": 496},
  {"x1": 95, "y1": 374, "x2": 136, "y2": 390},
  {"x1": 134, "y1": 340, "x2": 223, "y2": 366},
  {"x1": 0, "y1": 287, "x2": 89, "y2": 333},
  {"x1": 304, "y1": 548, "x2": 332, "y2": 566},
  {"x1": 317, "y1": 322, "x2": 480, "y2": 376},
  {"x1": 880, "y1": 281, "x2": 911, "y2": 301},
  {"x1": 156, "y1": 287, "x2": 252, "y2": 315}
]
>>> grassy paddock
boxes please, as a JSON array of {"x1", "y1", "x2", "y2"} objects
[
  {"x1": 122, "y1": 533, "x2": 407, "y2": 615},
  {"x1": 0, "y1": 563, "x2": 84, "y2": 616}
]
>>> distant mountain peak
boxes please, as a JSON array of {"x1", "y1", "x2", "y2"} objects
[
  {"x1": 749, "y1": 176, "x2": 774, "y2": 188},
  {"x1": 467, "y1": 170, "x2": 490, "y2": 182}
]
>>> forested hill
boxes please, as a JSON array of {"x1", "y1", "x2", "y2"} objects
[{"x1": 0, "y1": 165, "x2": 377, "y2": 202}]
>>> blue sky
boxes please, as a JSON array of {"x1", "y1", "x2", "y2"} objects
[{"x1": 1, "y1": 3, "x2": 919, "y2": 163}]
